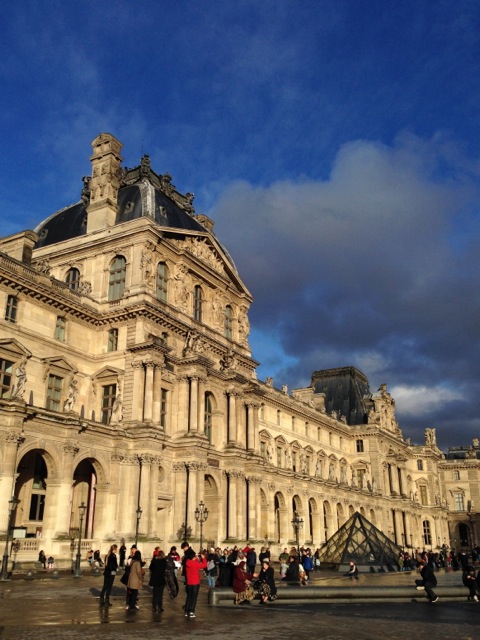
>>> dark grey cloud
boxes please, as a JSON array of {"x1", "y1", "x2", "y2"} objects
[{"x1": 214, "y1": 133, "x2": 480, "y2": 449}]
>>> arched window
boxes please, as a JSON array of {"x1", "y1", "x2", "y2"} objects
[
  {"x1": 108, "y1": 256, "x2": 126, "y2": 301},
  {"x1": 29, "y1": 454, "x2": 47, "y2": 521},
  {"x1": 204, "y1": 392, "x2": 213, "y2": 443},
  {"x1": 422, "y1": 520, "x2": 432, "y2": 546},
  {"x1": 193, "y1": 285, "x2": 203, "y2": 322},
  {"x1": 156, "y1": 262, "x2": 168, "y2": 302},
  {"x1": 225, "y1": 305, "x2": 233, "y2": 339},
  {"x1": 65, "y1": 268, "x2": 80, "y2": 290}
]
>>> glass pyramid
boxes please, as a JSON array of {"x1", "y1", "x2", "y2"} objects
[{"x1": 320, "y1": 511, "x2": 403, "y2": 571}]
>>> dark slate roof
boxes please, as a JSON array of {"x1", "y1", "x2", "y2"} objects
[
  {"x1": 445, "y1": 447, "x2": 480, "y2": 460},
  {"x1": 311, "y1": 366, "x2": 371, "y2": 425},
  {"x1": 34, "y1": 162, "x2": 207, "y2": 249}
]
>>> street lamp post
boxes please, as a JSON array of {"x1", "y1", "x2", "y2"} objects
[
  {"x1": 194, "y1": 501, "x2": 209, "y2": 552},
  {"x1": 74, "y1": 502, "x2": 87, "y2": 578},
  {"x1": 291, "y1": 511, "x2": 304, "y2": 554},
  {"x1": 135, "y1": 506, "x2": 142, "y2": 547},
  {"x1": 1, "y1": 497, "x2": 20, "y2": 581}
]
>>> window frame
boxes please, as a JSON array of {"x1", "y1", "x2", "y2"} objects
[
  {"x1": 108, "y1": 255, "x2": 126, "y2": 301},
  {"x1": 46, "y1": 373, "x2": 63, "y2": 411},
  {"x1": 193, "y1": 285, "x2": 203, "y2": 322},
  {"x1": 5, "y1": 295, "x2": 18, "y2": 323},
  {"x1": 156, "y1": 262, "x2": 168, "y2": 303},
  {"x1": 65, "y1": 268, "x2": 80, "y2": 291}
]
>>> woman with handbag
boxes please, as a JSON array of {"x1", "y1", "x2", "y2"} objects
[{"x1": 125, "y1": 550, "x2": 145, "y2": 611}]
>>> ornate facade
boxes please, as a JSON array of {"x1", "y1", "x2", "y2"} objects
[{"x1": 0, "y1": 134, "x2": 462, "y2": 563}]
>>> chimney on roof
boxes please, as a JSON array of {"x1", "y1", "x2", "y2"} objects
[{"x1": 86, "y1": 133, "x2": 123, "y2": 233}]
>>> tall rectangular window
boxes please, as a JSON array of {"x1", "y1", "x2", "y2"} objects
[
  {"x1": 156, "y1": 263, "x2": 168, "y2": 302},
  {"x1": 108, "y1": 256, "x2": 126, "y2": 301},
  {"x1": 193, "y1": 285, "x2": 203, "y2": 322},
  {"x1": 225, "y1": 305, "x2": 233, "y2": 339},
  {"x1": 454, "y1": 493, "x2": 465, "y2": 511},
  {"x1": 0, "y1": 358, "x2": 13, "y2": 397},
  {"x1": 5, "y1": 295, "x2": 18, "y2": 323},
  {"x1": 423, "y1": 520, "x2": 432, "y2": 546},
  {"x1": 276, "y1": 447, "x2": 282, "y2": 468},
  {"x1": 46, "y1": 374, "x2": 63, "y2": 411},
  {"x1": 101, "y1": 384, "x2": 117, "y2": 424},
  {"x1": 419, "y1": 485, "x2": 428, "y2": 505},
  {"x1": 160, "y1": 388, "x2": 168, "y2": 430},
  {"x1": 29, "y1": 494, "x2": 45, "y2": 521},
  {"x1": 55, "y1": 316, "x2": 66, "y2": 341},
  {"x1": 356, "y1": 439, "x2": 364, "y2": 453},
  {"x1": 107, "y1": 328, "x2": 119, "y2": 352}
]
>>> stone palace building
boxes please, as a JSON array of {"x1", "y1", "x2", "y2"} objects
[{"x1": 0, "y1": 133, "x2": 476, "y2": 564}]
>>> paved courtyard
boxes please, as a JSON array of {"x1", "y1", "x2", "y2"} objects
[{"x1": 0, "y1": 569, "x2": 478, "y2": 640}]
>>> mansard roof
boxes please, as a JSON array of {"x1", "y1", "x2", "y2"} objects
[
  {"x1": 35, "y1": 164, "x2": 205, "y2": 245},
  {"x1": 311, "y1": 366, "x2": 370, "y2": 426},
  {"x1": 33, "y1": 144, "x2": 239, "y2": 270}
]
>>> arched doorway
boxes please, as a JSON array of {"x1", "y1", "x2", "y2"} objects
[
  {"x1": 15, "y1": 449, "x2": 49, "y2": 538},
  {"x1": 71, "y1": 460, "x2": 97, "y2": 539}
]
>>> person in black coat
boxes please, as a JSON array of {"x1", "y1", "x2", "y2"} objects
[
  {"x1": 256, "y1": 559, "x2": 277, "y2": 604},
  {"x1": 149, "y1": 550, "x2": 167, "y2": 612},
  {"x1": 285, "y1": 555, "x2": 301, "y2": 585},
  {"x1": 99, "y1": 544, "x2": 118, "y2": 606},
  {"x1": 415, "y1": 558, "x2": 438, "y2": 602}
]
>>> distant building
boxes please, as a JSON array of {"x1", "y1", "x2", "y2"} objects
[
  {"x1": 440, "y1": 439, "x2": 480, "y2": 550},
  {"x1": 0, "y1": 134, "x2": 456, "y2": 563}
]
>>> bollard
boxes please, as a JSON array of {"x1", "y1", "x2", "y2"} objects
[
  {"x1": 24, "y1": 569, "x2": 35, "y2": 580},
  {"x1": 50, "y1": 569, "x2": 60, "y2": 579}
]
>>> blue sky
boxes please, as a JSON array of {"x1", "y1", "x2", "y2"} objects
[{"x1": 2, "y1": 0, "x2": 480, "y2": 449}]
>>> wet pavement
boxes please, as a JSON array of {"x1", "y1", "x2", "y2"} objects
[{"x1": 0, "y1": 569, "x2": 478, "y2": 640}]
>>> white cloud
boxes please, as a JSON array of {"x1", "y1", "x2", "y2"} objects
[{"x1": 390, "y1": 384, "x2": 464, "y2": 417}]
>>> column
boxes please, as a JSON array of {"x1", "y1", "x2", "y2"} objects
[
  {"x1": 246, "y1": 476, "x2": 261, "y2": 540},
  {"x1": 0, "y1": 433, "x2": 25, "y2": 532},
  {"x1": 175, "y1": 376, "x2": 189, "y2": 436},
  {"x1": 152, "y1": 363, "x2": 163, "y2": 424},
  {"x1": 92, "y1": 483, "x2": 111, "y2": 539},
  {"x1": 172, "y1": 463, "x2": 188, "y2": 537},
  {"x1": 143, "y1": 361, "x2": 155, "y2": 422},
  {"x1": 131, "y1": 361, "x2": 145, "y2": 421},
  {"x1": 147, "y1": 458, "x2": 160, "y2": 537},
  {"x1": 197, "y1": 379, "x2": 205, "y2": 436},
  {"x1": 236, "y1": 473, "x2": 246, "y2": 540},
  {"x1": 246, "y1": 404, "x2": 258, "y2": 452},
  {"x1": 226, "y1": 471, "x2": 238, "y2": 539},
  {"x1": 186, "y1": 462, "x2": 199, "y2": 537},
  {"x1": 189, "y1": 376, "x2": 199, "y2": 433},
  {"x1": 227, "y1": 392, "x2": 237, "y2": 445}
]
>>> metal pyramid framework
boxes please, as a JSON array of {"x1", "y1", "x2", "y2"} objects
[{"x1": 320, "y1": 511, "x2": 403, "y2": 572}]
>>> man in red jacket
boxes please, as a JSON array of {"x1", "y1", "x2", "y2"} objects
[{"x1": 184, "y1": 548, "x2": 207, "y2": 618}]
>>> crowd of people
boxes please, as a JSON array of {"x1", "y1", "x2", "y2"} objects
[{"x1": 78, "y1": 539, "x2": 480, "y2": 613}]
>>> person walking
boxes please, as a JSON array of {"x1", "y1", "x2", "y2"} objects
[
  {"x1": 99, "y1": 544, "x2": 118, "y2": 606},
  {"x1": 415, "y1": 558, "x2": 439, "y2": 603},
  {"x1": 184, "y1": 548, "x2": 207, "y2": 618},
  {"x1": 149, "y1": 549, "x2": 167, "y2": 612}
]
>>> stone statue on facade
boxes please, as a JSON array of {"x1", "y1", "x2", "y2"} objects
[
  {"x1": 110, "y1": 385, "x2": 123, "y2": 425},
  {"x1": 11, "y1": 358, "x2": 27, "y2": 400},
  {"x1": 63, "y1": 378, "x2": 79, "y2": 412}
]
